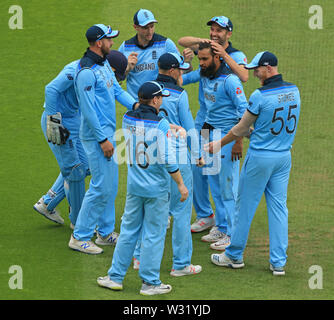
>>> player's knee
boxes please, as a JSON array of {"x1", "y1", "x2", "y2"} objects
[{"x1": 66, "y1": 163, "x2": 87, "y2": 182}]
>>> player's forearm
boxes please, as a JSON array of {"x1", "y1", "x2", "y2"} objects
[
  {"x1": 79, "y1": 92, "x2": 106, "y2": 142},
  {"x1": 115, "y1": 89, "x2": 137, "y2": 110},
  {"x1": 220, "y1": 130, "x2": 239, "y2": 148},
  {"x1": 222, "y1": 54, "x2": 249, "y2": 82},
  {"x1": 231, "y1": 110, "x2": 257, "y2": 137},
  {"x1": 169, "y1": 169, "x2": 184, "y2": 186},
  {"x1": 45, "y1": 86, "x2": 60, "y2": 115},
  {"x1": 178, "y1": 36, "x2": 201, "y2": 50}
]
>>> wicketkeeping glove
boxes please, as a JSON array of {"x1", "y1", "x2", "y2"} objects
[{"x1": 46, "y1": 112, "x2": 70, "y2": 145}]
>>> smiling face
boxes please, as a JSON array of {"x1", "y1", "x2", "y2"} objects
[{"x1": 209, "y1": 22, "x2": 232, "y2": 46}]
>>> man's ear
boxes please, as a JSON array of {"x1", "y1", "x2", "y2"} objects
[{"x1": 95, "y1": 39, "x2": 102, "y2": 48}]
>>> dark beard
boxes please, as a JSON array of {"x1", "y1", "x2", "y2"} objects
[{"x1": 200, "y1": 60, "x2": 217, "y2": 78}]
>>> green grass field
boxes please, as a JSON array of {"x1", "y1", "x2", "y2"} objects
[{"x1": 1, "y1": 0, "x2": 334, "y2": 301}]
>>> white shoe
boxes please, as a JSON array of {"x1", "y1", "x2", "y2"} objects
[
  {"x1": 68, "y1": 234, "x2": 103, "y2": 254},
  {"x1": 270, "y1": 264, "x2": 285, "y2": 276},
  {"x1": 211, "y1": 252, "x2": 245, "y2": 269},
  {"x1": 95, "y1": 231, "x2": 118, "y2": 246},
  {"x1": 140, "y1": 283, "x2": 172, "y2": 296},
  {"x1": 170, "y1": 264, "x2": 202, "y2": 277},
  {"x1": 33, "y1": 197, "x2": 64, "y2": 224},
  {"x1": 97, "y1": 276, "x2": 123, "y2": 290},
  {"x1": 201, "y1": 226, "x2": 225, "y2": 243},
  {"x1": 210, "y1": 235, "x2": 231, "y2": 251},
  {"x1": 191, "y1": 214, "x2": 215, "y2": 233},
  {"x1": 133, "y1": 258, "x2": 140, "y2": 270}
]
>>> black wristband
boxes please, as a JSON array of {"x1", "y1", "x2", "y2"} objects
[{"x1": 98, "y1": 138, "x2": 108, "y2": 144}]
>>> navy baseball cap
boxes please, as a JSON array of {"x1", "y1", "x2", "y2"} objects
[
  {"x1": 86, "y1": 24, "x2": 119, "y2": 42},
  {"x1": 207, "y1": 16, "x2": 233, "y2": 31},
  {"x1": 158, "y1": 52, "x2": 190, "y2": 70},
  {"x1": 245, "y1": 51, "x2": 278, "y2": 69},
  {"x1": 133, "y1": 9, "x2": 158, "y2": 26},
  {"x1": 106, "y1": 50, "x2": 128, "y2": 81},
  {"x1": 138, "y1": 81, "x2": 170, "y2": 99}
]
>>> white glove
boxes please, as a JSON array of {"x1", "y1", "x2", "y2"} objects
[{"x1": 46, "y1": 112, "x2": 70, "y2": 145}]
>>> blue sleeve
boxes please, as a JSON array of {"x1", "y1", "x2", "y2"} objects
[
  {"x1": 157, "y1": 119, "x2": 179, "y2": 173},
  {"x1": 225, "y1": 75, "x2": 248, "y2": 118},
  {"x1": 112, "y1": 72, "x2": 137, "y2": 110},
  {"x1": 182, "y1": 68, "x2": 200, "y2": 86},
  {"x1": 45, "y1": 65, "x2": 75, "y2": 115},
  {"x1": 118, "y1": 42, "x2": 125, "y2": 54},
  {"x1": 230, "y1": 51, "x2": 248, "y2": 65},
  {"x1": 75, "y1": 69, "x2": 106, "y2": 142},
  {"x1": 178, "y1": 91, "x2": 201, "y2": 159},
  {"x1": 247, "y1": 90, "x2": 262, "y2": 116},
  {"x1": 166, "y1": 38, "x2": 180, "y2": 54}
]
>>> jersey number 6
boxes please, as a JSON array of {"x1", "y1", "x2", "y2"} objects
[{"x1": 126, "y1": 139, "x2": 150, "y2": 169}]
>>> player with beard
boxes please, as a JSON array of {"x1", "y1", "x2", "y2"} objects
[
  {"x1": 196, "y1": 42, "x2": 248, "y2": 252},
  {"x1": 178, "y1": 16, "x2": 248, "y2": 235},
  {"x1": 178, "y1": 16, "x2": 248, "y2": 81},
  {"x1": 68, "y1": 24, "x2": 139, "y2": 254}
]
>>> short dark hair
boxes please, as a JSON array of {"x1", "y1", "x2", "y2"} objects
[
  {"x1": 198, "y1": 42, "x2": 214, "y2": 54},
  {"x1": 138, "y1": 96, "x2": 154, "y2": 105}
]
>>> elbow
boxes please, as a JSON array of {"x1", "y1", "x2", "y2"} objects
[{"x1": 45, "y1": 84, "x2": 57, "y2": 100}]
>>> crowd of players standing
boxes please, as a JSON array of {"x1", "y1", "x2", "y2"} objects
[{"x1": 33, "y1": 9, "x2": 301, "y2": 296}]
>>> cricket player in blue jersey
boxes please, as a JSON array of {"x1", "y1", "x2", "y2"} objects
[
  {"x1": 34, "y1": 59, "x2": 89, "y2": 227},
  {"x1": 207, "y1": 52, "x2": 301, "y2": 275},
  {"x1": 196, "y1": 42, "x2": 248, "y2": 251},
  {"x1": 97, "y1": 81, "x2": 189, "y2": 295},
  {"x1": 68, "y1": 24, "x2": 138, "y2": 254},
  {"x1": 34, "y1": 50, "x2": 130, "y2": 228},
  {"x1": 118, "y1": 9, "x2": 179, "y2": 99},
  {"x1": 179, "y1": 16, "x2": 248, "y2": 233},
  {"x1": 132, "y1": 53, "x2": 204, "y2": 276}
]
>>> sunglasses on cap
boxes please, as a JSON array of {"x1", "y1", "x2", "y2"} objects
[{"x1": 97, "y1": 25, "x2": 112, "y2": 40}]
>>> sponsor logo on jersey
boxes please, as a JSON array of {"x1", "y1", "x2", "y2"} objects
[
  {"x1": 152, "y1": 50, "x2": 157, "y2": 59},
  {"x1": 135, "y1": 63, "x2": 156, "y2": 72},
  {"x1": 204, "y1": 92, "x2": 216, "y2": 102}
]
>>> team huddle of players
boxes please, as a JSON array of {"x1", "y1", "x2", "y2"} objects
[{"x1": 33, "y1": 9, "x2": 301, "y2": 296}]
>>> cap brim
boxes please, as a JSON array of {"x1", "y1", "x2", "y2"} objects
[
  {"x1": 139, "y1": 19, "x2": 158, "y2": 27},
  {"x1": 179, "y1": 62, "x2": 191, "y2": 70},
  {"x1": 207, "y1": 20, "x2": 231, "y2": 30},
  {"x1": 245, "y1": 63, "x2": 259, "y2": 70},
  {"x1": 106, "y1": 30, "x2": 120, "y2": 38}
]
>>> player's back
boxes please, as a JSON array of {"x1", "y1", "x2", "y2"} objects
[
  {"x1": 248, "y1": 75, "x2": 301, "y2": 152},
  {"x1": 122, "y1": 104, "x2": 178, "y2": 198}
]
